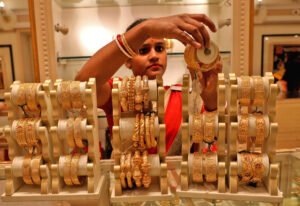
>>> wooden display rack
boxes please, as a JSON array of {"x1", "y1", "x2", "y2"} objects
[
  {"x1": 226, "y1": 73, "x2": 283, "y2": 203},
  {"x1": 111, "y1": 75, "x2": 172, "y2": 203},
  {"x1": 178, "y1": 74, "x2": 227, "y2": 198},
  {"x1": 48, "y1": 78, "x2": 101, "y2": 196},
  {"x1": 2, "y1": 81, "x2": 54, "y2": 197}
]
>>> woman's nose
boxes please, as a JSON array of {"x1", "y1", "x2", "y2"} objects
[{"x1": 148, "y1": 48, "x2": 159, "y2": 61}]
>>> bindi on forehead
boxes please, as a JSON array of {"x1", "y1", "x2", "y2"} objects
[{"x1": 143, "y1": 38, "x2": 165, "y2": 46}]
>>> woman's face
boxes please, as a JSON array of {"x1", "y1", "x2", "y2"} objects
[{"x1": 127, "y1": 38, "x2": 167, "y2": 80}]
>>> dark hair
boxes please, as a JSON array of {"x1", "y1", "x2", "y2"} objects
[{"x1": 126, "y1": 18, "x2": 147, "y2": 32}]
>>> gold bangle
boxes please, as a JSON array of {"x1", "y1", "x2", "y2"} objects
[
  {"x1": 121, "y1": 34, "x2": 137, "y2": 57},
  {"x1": 184, "y1": 44, "x2": 200, "y2": 70},
  {"x1": 238, "y1": 115, "x2": 249, "y2": 144},
  {"x1": 142, "y1": 75, "x2": 149, "y2": 110},
  {"x1": 255, "y1": 114, "x2": 265, "y2": 145},
  {"x1": 141, "y1": 151, "x2": 151, "y2": 188},
  {"x1": 22, "y1": 155, "x2": 33, "y2": 184},
  {"x1": 192, "y1": 152, "x2": 203, "y2": 183},
  {"x1": 66, "y1": 118, "x2": 75, "y2": 148},
  {"x1": 26, "y1": 83, "x2": 40, "y2": 112},
  {"x1": 31, "y1": 155, "x2": 42, "y2": 185},
  {"x1": 145, "y1": 114, "x2": 151, "y2": 148},
  {"x1": 251, "y1": 153, "x2": 264, "y2": 183},
  {"x1": 192, "y1": 113, "x2": 203, "y2": 143},
  {"x1": 132, "y1": 151, "x2": 142, "y2": 187},
  {"x1": 60, "y1": 81, "x2": 72, "y2": 110},
  {"x1": 14, "y1": 84, "x2": 26, "y2": 106},
  {"x1": 132, "y1": 113, "x2": 140, "y2": 148},
  {"x1": 253, "y1": 76, "x2": 265, "y2": 107},
  {"x1": 135, "y1": 76, "x2": 143, "y2": 111},
  {"x1": 127, "y1": 76, "x2": 135, "y2": 112},
  {"x1": 139, "y1": 113, "x2": 146, "y2": 150},
  {"x1": 205, "y1": 152, "x2": 217, "y2": 183},
  {"x1": 239, "y1": 153, "x2": 253, "y2": 183},
  {"x1": 70, "y1": 81, "x2": 83, "y2": 109},
  {"x1": 203, "y1": 112, "x2": 215, "y2": 143},
  {"x1": 125, "y1": 153, "x2": 133, "y2": 188},
  {"x1": 14, "y1": 119, "x2": 27, "y2": 147},
  {"x1": 120, "y1": 153, "x2": 127, "y2": 188},
  {"x1": 74, "y1": 117, "x2": 85, "y2": 148},
  {"x1": 120, "y1": 77, "x2": 129, "y2": 112},
  {"x1": 240, "y1": 76, "x2": 251, "y2": 106},
  {"x1": 63, "y1": 155, "x2": 73, "y2": 186},
  {"x1": 150, "y1": 112, "x2": 157, "y2": 148},
  {"x1": 25, "y1": 118, "x2": 38, "y2": 148},
  {"x1": 70, "y1": 153, "x2": 82, "y2": 185}
]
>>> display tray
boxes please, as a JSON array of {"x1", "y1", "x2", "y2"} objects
[
  {"x1": 1, "y1": 174, "x2": 106, "y2": 202},
  {"x1": 177, "y1": 183, "x2": 283, "y2": 203},
  {"x1": 111, "y1": 176, "x2": 173, "y2": 203}
]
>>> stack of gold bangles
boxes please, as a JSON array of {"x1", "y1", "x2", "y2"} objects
[
  {"x1": 63, "y1": 153, "x2": 83, "y2": 186},
  {"x1": 203, "y1": 112, "x2": 216, "y2": 143},
  {"x1": 192, "y1": 152, "x2": 203, "y2": 183},
  {"x1": 252, "y1": 76, "x2": 265, "y2": 107},
  {"x1": 204, "y1": 152, "x2": 217, "y2": 183},
  {"x1": 192, "y1": 113, "x2": 203, "y2": 143},
  {"x1": 238, "y1": 114, "x2": 249, "y2": 144},
  {"x1": 131, "y1": 112, "x2": 156, "y2": 150},
  {"x1": 239, "y1": 76, "x2": 251, "y2": 106},
  {"x1": 22, "y1": 154, "x2": 43, "y2": 185},
  {"x1": 238, "y1": 152, "x2": 265, "y2": 184},
  {"x1": 255, "y1": 113, "x2": 265, "y2": 145},
  {"x1": 64, "y1": 117, "x2": 86, "y2": 149},
  {"x1": 120, "y1": 151, "x2": 151, "y2": 189},
  {"x1": 120, "y1": 75, "x2": 150, "y2": 112}
]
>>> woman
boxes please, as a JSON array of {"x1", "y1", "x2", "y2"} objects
[{"x1": 75, "y1": 13, "x2": 221, "y2": 156}]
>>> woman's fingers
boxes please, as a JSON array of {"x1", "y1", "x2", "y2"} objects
[
  {"x1": 174, "y1": 28, "x2": 201, "y2": 48},
  {"x1": 189, "y1": 14, "x2": 217, "y2": 32}
]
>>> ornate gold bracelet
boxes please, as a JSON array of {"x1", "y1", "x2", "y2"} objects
[
  {"x1": 15, "y1": 119, "x2": 27, "y2": 147},
  {"x1": 238, "y1": 115, "x2": 249, "y2": 144},
  {"x1": 132, "y1": 113, "x2": 140, "y2": 148},
  {"x1": 125, "y1": 153, "x2": 133, "y2": 188},
  {"x1": 192, "y1": 113, "x2": 203, "y2": 143},
  {"x1": 70, "y1": 153, "x2": 82, "y2": 185},
  {"x1": 66, "y1": 117, "x2": 75, "y2": 148},
  {"x1": 120, "y1": 153, "x2": 127, "y2": 188},
  {"x1": 240, "y1": 76, "x2": 251, "y2": 106},
  {"x1": 70, "y1": 81, "x2": 83, "y2": 109},
  {"x1": 135, "y1": 75, "x2": 143, "y2": 112},
  {"x1": 239, "y1": 153, "x2": 253, "y2": 183},
  {"x1": 141, "y1": 151, "x2": 151, "y2": 188},
  {"x1": 251, "y1": 153, "x2": 264, "y2": 183},
  {"x1": 132, "y1": 151, "x2": 142, "y2": 187},
  {"x1": 203, "y1": 112, "x2": 215, "y2": 143},
  {"x1": 142, "y1": 75, "x2": 149, "y2": 110},
  {"x1": 253, "y1": 76, "x2": 265, "y2": 107},
  {"x1": 60, "y1": 81, "x2": 72, "y2": 110},
  {"x1": 205, "y1": 152, "x2": 217, "y2": 183},
  {"x1": 145, "y1": 114, "x2": 151, "y2": 149},
  {"x1": 150, "y1": 113, "x2": 157, "y2": 148},
  {"x1": 31, "y1": 155, "x2": 42, "y2": 185},
  {"x1": 255, "y1": 114, "x2": 265, "y2": 145},
  {"x1": 22, "y1": 155, "x2": 33, "y2": 185},
  {"x1": 63, "y1": 155, "x2": 73, "y2": 186},
  {"x1": 120, "y1": 77, "x2": 129, "y2": 112},
  {"x1": 139, "y1": 113, "x2": 146, "y2": 150},
  {"x1": 25, "y1": 118, "x2": 38, "y2": 148},
  {"x1": 127, "y1": 76, "x2": 135, "y2": 112},
  {"x1": 15, "y1": 84, "x2": 26, "y2": 106},
  {"x1": 26, "y1": 83, "x2": 40, "y2": 112},
  {"x1": 74, "y1": 117, "x2": 85, "y2": 148},
  {"x1": 192, "y1": 152, "x2": 203, "y2": 183},
  {"x1": 184, "y1": 44, "x2": 200, "y2": 70}
]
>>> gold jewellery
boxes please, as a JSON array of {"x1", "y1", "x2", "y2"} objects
[
  {"x1": 253, "y1": 76, "x2": 265, "y2": 107},
  {"x1": 192, "y1": 113, "x2": 203, "y2": 143},
  {"x1": 63, "y1": 154, "x2": 73, "y2": 186},
  {"x1": 238, "y1": 114, "x2": 249, "y2": 144},
  {"x1": 240, "y1": 76, "x2": 251, "y2": 106},
  {"x1": 120, "y1": 77, "x2": 129, "y2": 112},
  {"x1": 203, "y1": 112, "x2": 216, "y2": 143},
  {"x1": 22, "y1": 155, "x2": 33, "y2": 185},
  {"x1": 255, "y1": 113, "x2": 265, "y2": 145},
  {"x1": 70, "y1": 153, "x2": 82, "y2": 185},
  {"x1": 70, "y1": 81, "x2": 83, "y2": 109},
  {"x1": 31, "y1": 155, "x2": 42, "y2": 185},
  {"x1": 205, "y1": 152, "x2": 217, "y2": 183},
  {"x1": 192, "y1": 152, "x2": 203, "y2": 183}
]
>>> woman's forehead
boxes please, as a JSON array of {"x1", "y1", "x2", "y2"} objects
[{"x1": 143, "y1": 38, "x2": 165, "y2": 45}]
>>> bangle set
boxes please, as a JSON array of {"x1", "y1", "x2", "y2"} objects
[
  {"x1": 57, "y1": 81, "x2": 85, "y2": 111},
  {"x1": 253, "y1": 76, "x2": 265, "y2": 107},
  {"x1": 203, "y1": 112, "x2": 216, "y2": 143},
  {"x1": 11, "y1": 83, "x2": 41, "y2": 117},
  {"x1": 239, "y1": 76, "x2": 251, "y2": 106},
  {"x1": 120, "y1": 151, "x2": 151, "y2": 189},
  {"x1": 192, "y1": 152, "x2": 203, "y2": 183},
  {"x1": 22, "y1": 154, "x2": 43, "y2": 185},
  {"x1": 192, "y1": 113, "x2": 203, "y2": 143},
  {"x1": 120, "y1": 75, "x2": 150, "y2": 113},
  {"x1": 255, "y1": 113, "x2": 265, "y2": 145},
  {"x1": 131, "y1": 112, "x2": 156, "y2": 150},
  {"x1": 63, "y1": 117, "x2": 87, "y2": 149},
  {"x1": 238, "y1": 152, "x2": 265, "y2": 184},
  {"x1": 13, "y1": 118, "x2": 41, "y2": 154},
  {"x1": 63, "y1": 153, "x2": 84, "y2": 186},
  {"x1": 115, "y1": 34, "x2": 137, "y2": 59},
  {"x1": 204, "y1": 152, "x2": 217, "y2": 183},
  {"x1": 238, "y1": 114, "x2": 249, "y2": 144}
]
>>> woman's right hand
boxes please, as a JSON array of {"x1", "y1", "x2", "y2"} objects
[{"x1": 142, "y1": 14, "x2": 217, "y2": 49}]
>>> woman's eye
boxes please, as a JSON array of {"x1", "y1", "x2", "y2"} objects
[
  {"x1": 138, "y1": 47, "x2": 150, "y2": 55},
  {"x1": 155, "y1": 45, "x2": 165, "y2": 53}
]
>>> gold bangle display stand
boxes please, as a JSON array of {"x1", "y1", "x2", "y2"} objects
[
  {"x1": 110, "y1": 74, "x2": 172, "y2": 203},
  {"x1": 2, "y1": 81, "x2": 53, "y2": 198},
  {"x1": 49, "y1": 78, "x2": 102, "y2": 199},
  {"x1": 178, "y1": 74, "x2": 227, "y2": 199},
  {"x1": 226, "y1": 73, "x2": 282, "y2": 203}
]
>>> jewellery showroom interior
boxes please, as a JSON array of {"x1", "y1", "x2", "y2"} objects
[{"x1": 0, "y1": 0, "x2": 299, "y2": 206}]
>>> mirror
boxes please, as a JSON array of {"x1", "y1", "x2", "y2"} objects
[{"x1": 52, "y1": 0, "x2": 233, "y2": 85}]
